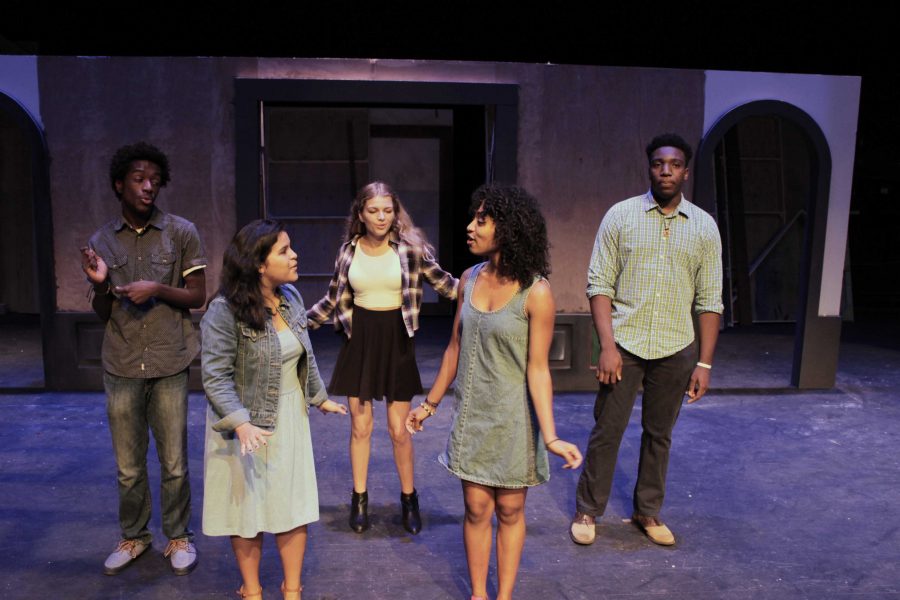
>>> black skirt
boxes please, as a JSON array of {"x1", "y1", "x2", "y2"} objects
[{"x1": 328, "y1": 306, "x2": 423, "y2": 402}]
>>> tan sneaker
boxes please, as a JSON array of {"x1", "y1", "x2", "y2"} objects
[
  {"x1": 570, "y1": 511, "x2": 596, "y2": 545},
  {"x1": 103, "y1": 538, "x2": 150, "y2": 575},
  {"x1": 163, "y1": 538, "x2": 198, "y2": 575},
  {"x1": 632, "y1": 514, "x2": 676, "y2": 546}
]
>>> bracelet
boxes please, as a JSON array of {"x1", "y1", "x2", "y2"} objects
[
  {"x1": 544, "y1": 437, "x2": 560, "y2": 449},
  {"x1": 696, "y1": 362, "x2": 712, "y2": 370},
  {"x1": 424, "y1": 398, "x2": 440, "y2": 410},
  {"x1": 418, "y1": 401, "x2": 436, "y2": 417}
]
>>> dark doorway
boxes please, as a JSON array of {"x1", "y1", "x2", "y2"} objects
[
  {"x1": 235, "y1": 80, "x2": 517, "y2": 306},
  {"x1": 696, "y1": 100, "x2": 837, "y2": 388},
  {"x1": 0, "y1": 93, "x2": 53, "y2": 390},
  {"x1": 715, "y1": 116, "x2": 813, "y2": 327}
]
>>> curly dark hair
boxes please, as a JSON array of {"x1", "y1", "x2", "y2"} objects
[
  {"x1": 645, "y1": 133, "x2": 693, "y2": 166},
  {"x1": 217, "y1": 219, "x2": 285, "y2": 330},
  {"x1": 108, "y1": 141, "x2": 171, "y2": 197},
  {"x1": 470, "y1": 184, "x2": 550, "y2": 288}
]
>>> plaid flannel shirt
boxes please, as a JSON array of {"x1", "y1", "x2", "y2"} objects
[{"x1": 307, "y1": 233, "x2": 458, "y2": 338}]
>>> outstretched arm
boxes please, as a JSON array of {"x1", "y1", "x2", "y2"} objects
[
  {"x1": 306, "y1": 245, "x2": 346, "y2": 328},
  {"x1": 406, "y1": 268, "x2": 469, "y2": 433}
]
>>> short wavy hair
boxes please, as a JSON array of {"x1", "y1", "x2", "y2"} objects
[
  {"x1": 108, "y1": 141, "x2": 171, "y2": 197},
  {"x1": 645, "y1": 133, "x2": 693, "y2": 166},
  {"x1": 470, "y1": 184, "x2": 550, "y2": 288}
]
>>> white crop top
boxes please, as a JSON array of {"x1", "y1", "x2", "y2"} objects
[{"x1": 348, "y1": 244, "x2": 403, "y2": 309}]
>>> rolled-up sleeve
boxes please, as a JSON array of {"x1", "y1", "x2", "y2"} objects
[
  {"x1": 694, "y1": 224, "x2": 725, "y2": 315},
  {"x1": 200, "y1": 299, "x2": 251, "y2": 432},
  {"x1": 180, "y1": 221, "x2": 207, "y2": 276},
  {"x1": 586, "y1": 209, "x2": 619, "y2": 299},
  {"x1": 421, "y1": 247, "x2": 459, "y2": 300}
]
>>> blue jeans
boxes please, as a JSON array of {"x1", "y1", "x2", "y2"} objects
[{"x1": 104, "y1": 370, "x2": 193, "y2": 543}]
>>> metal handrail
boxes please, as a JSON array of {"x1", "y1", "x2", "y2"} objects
[{"x1": 748, "y1": 209, "x2": 806, "y2": 276}]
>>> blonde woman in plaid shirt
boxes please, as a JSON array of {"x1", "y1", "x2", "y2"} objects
[{"x1": 308, "y1": 181, "x2": 458, "y2": 535}]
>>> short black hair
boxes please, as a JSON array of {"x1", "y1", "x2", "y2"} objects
[
  {"x1": 108, "y1": 142, "x2": 171, "y2": 196},
  {"x1": 646, "y1": 133, "x2": 693, "y2": 166}
]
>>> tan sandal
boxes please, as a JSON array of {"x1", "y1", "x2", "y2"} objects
[
  {"x1": 237, "y1": 584, "x2": 263, "y2": 599},
  {"x1": 281, "y1": 581, "x2": 302, "y2": 600}
]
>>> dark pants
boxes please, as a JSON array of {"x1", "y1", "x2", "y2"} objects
[
  {"x1": 575, "y1": 343, "x2": 696, "y2": 518},
  {"x1": 104, "y1": 369, "x2": 193, "y2": 543}
]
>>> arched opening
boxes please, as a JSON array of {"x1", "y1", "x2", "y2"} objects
[
  {"x1": 695, "y1": 100, "x2": 838, "y2": 388},
  {"x1": 0, "y1": 91, "x2": 54, "y2": 390}
]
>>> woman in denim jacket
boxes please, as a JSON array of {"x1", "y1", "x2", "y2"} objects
[
  {"x1": 407, "y1": 185, "x2": 582, "y2": 600},
  {"x1": 201, "y1": 219, "x2": 346, "y2": 600}
]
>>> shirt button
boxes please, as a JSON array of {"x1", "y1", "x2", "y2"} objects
[
  {"x1": 654, "y1": 311, "x2": 659, "y2": 316},
  {"x1": 656, "y1": 293, "x2": 661, "y2": 297},
  {"x1": 137, "y1": 256, "x2": 142, "y2": 261}
]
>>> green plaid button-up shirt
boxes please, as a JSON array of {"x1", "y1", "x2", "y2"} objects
[{"x1": 587, "y1": 192, "x2": 723, "y2": 360}]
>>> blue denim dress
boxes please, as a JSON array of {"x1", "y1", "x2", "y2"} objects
[{"x1": 439, "y1": 263, "x2": 550, "y2": 488}]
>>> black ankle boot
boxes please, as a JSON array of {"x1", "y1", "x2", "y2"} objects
[
  {"x1": 401, "y1": 489, "x2": 422, "y2": 535},
  {"x1": 349, "y1": 490, "x2": 369, "y2": 533}
]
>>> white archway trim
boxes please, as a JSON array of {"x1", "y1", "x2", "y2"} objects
[
  {"x1": 704, "y1": 70, "x2": 861, "y2": 317},
  {"x1": 0, "y1": 55, "x2": 43, "y2": 129}
]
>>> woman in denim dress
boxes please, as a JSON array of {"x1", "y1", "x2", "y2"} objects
[
  {"x1": 407, "y1": 185, "x2": 582, "y2": 600},
  {"x1": 201, "y1": 220, "x2": 346, "y2": 600}
]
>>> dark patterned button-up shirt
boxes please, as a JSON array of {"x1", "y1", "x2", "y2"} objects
[{"x1": 88, "y1": 208, "x2": 207, "y2": 378}]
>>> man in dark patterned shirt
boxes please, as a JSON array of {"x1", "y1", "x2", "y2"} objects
[{"x1": 81, "y1": 142, "x2": 206, "y2": 576}]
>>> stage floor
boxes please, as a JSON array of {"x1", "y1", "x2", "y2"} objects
[{"x1": 1, "y1": 317, "x2": 899, "y2": 599}]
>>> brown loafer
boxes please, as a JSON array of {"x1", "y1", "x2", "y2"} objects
[
  {"x1": 632, "y1": 514, "x2": 675, "y2": 546},
  {"x1": 570, "y1": 511, "x2": 596, "y2": 545}
]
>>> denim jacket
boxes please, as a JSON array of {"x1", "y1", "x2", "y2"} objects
[{"x1": 201, "y1": 284, "x2": 328, "y2": 432}]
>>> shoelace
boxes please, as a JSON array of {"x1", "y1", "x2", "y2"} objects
[
  {"x1": 163, "y1": 539, "x2": 194, "y2": 558},
  {"x1": 115, "y1": 539, "x2": 144, "y2": 558}
]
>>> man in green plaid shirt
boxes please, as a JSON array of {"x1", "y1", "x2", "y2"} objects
[{"x1": 570, "y1": 133, "x2": 724, "y2": 547}]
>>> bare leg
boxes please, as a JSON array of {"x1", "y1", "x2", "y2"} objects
[
  {"x1": 494, "y1": 488, "x2": 527, "y2": 600},
  {"x1": 462, "y1": 481, "x2": 496, "y2": 599},
  {"x1": 231, "y1": 534, "x2": 263, "y2": 595},
  {"x1": 348, "y1": 397, "x2": 373, "y2": 493},
  {"x1": 386, "y1": 400, "x2": 415, "y2": 494},
  {"x1": 275, "y1": 525, "x2": 307, "y2": 597}
]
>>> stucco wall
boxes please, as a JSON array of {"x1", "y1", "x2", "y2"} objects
[{"x1": 40, "y1": 57, "x2": 704, "y2": 313}]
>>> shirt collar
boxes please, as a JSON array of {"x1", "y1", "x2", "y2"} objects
[
  {"x1": 643, "y1": 190, "x2": 693, "y2": 218},
  {"x1": 114, "y1": 206, "x2": 166, "y2": 233}
]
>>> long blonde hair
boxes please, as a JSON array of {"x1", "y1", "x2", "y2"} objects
[{"x1": 345, "y1": 181, "x2": 432, "y2": 252}]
